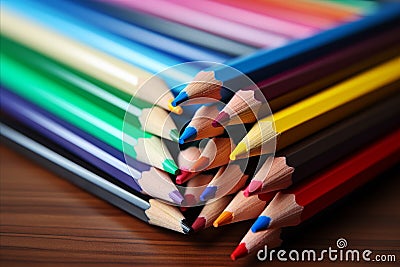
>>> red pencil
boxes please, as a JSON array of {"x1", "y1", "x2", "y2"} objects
[{"x1": 231, "y1": 129, "x2": 400, "y2": 260}]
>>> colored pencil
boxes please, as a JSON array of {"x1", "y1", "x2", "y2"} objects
[
  {"x1": 172, "y1": 4, "x2": 400, "y2": 106},
  {"x1": 1, "y1": 54, "x2": 179, "y2": 174},
  {"x1": 164, "y1": 0, "x2": 290, "y2": 46},
  {"x1": 181, "y1": 174, "x2": 214, "y2": 207},
  {"x1": 199, "y1": 158, "x2": 261, "y2": 202},
  {"x1": 250, "y1": 129, "x2": 400, "y2": 232},
  {"x1": 244, "y1": 93, "x2": 400, "y2": 196},
  {"x1": 230, "y1": 57, "x2": 400, "y2": 160},
  {"x1": 179, "y1": 105, "x2": 225, "y2": 144},
  {"x1": 107, "y1": 0, "x2": 289, "y2": 48},
  {"x1": 1, "y1": 37, "x2": 180, "y2": 141},
  {"x1": 1, "y1": 88, "x2": 185, "y2": 205},
  {"x1": 0, "y1": 124, "x2": 191, "y2": 234},
  {"x1": 176, "y1": 146, "x2": 201, "y2": 184},
  {"x1": 232, "y1": 129, "x2": 400, "y2": 260},
  {"x1": 190, "y1": 137, "x2": 234, "y2": 172},
  {"x1": 168, "y1": 0, "x2": 316, "y2": 39},
  {"x1": 78, "y1": 0, "x2": 256, "y2": 57},
  {"x1": 213, "y1": 191, "x2": 275, "y2": 227},
  {"x1": 191, "y1": 196, "x2": 233, "y2": 232},
  {"x1": 214, "y1": 26, "x2": 400, "y2": 126},
  {"x1": 0, "y1": 7, "x2": 181, "y2": 114},
  {"x1": 4, "y1": 0, "x2": 204, "y2": 91},
  {"x1": 43, "y1": 0, "x2": 229, "y2": 62},
  {"x1": 214, "y1": 0, "x2": 352, "y2": 28}
]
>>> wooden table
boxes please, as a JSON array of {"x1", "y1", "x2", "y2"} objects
[{"x1": 0, "y1": 144, "x2": 399, "y2": 267}]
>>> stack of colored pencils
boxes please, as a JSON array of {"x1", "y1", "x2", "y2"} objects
[{"x1": 1, "y1": 0, "x2": 399, "y2": 260}]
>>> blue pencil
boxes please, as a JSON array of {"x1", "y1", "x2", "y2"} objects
[
  {"x1": 3, "y1": 0, "x2": 200, "y2": 94},
  {"x1": 172, "y1": 3, "x2": 400, "y2": 105}
]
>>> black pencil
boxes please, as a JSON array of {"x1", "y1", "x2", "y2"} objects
[{"x1": 0, "y1": 123, "x2": 192, "y2": 234}]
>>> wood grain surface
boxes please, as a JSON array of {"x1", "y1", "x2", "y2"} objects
[{"x1": 0, "y1": 144, "x2": 399, "y2": 267}]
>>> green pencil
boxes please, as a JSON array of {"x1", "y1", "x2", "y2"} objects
[
  {"x1": 1, "y1": 37, "x2": 179, "y2": 142},
  {"x1": 0, "y1": 54, "x2": 179, "y2": 174}
]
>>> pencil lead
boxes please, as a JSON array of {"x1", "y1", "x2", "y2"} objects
[
  {"x1": 191, "y1": 217, "x2": 206, "y2": 232},
  {"x1": 251, "y1": 216, "x2": 271, "y2": 232},
  {"x1": 229, "y1": 142, "x2": 247, "y2": 160},
  {"x1": 246, "y1": 180, "x2": 263, "y2": 195},
  {"x1": 162, "y1": 159, "x2": 179, "y2": 175},
  {"x1": 200, "y1": 186, "x2": 217, "y2": 202},
  {"x1": 179, "y1": 126, "x2": 197, "y2": 144},
  {"x1": 171, "y1": 91, "x2": 189, "y2": 107},
  {"x1": 191, "y1": 156, "x2": 210, "y2": 171},
  {"x1": 213, "y1": 211, "x2": 233, "y2": 227},
  {"x1": 176, "y1": 170, "x2": 195, "y2": 184},
  {"x1": 169, "y1": 129, "x2": 180, "y2": 142},
  {"x1": 183, "y1": 194, "x2": 196, "y2": 207},
  {"x1": 212, "y1": 111, "x2": 230, "y2": 127},
  {"x1": 168, "y1": 99, "x2": 183, "y2": 114},
  {"x1": 168, "y1": 190, "x2": 184, "y2": 205},
  {"x1": 180, "y1": 207, "x2": 188, "y2": 212},
  {"x1": 231, "y1": 243, "x2": 248, "y2": 260},
  {"x1": 181, "y1": 219, "x2": 193, "y2": 234}
]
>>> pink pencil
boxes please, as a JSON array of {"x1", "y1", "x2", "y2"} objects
[
  {"x1": 214, "y1": 0, "x2": 339, "y2": 29},
  {"x1": 106, "y1": 0, "x2": 288, "y2": 48},
  {"x1": 173, "y1": 0, "x2": 316, "y2": 39}
]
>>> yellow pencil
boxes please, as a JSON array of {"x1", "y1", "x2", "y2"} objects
[
  {"x1": 0, "y1": 8, "x2": 181, "y2": 114},
  {"x1": 230, "y1": 57, "x2": 400, "y2": 160}
]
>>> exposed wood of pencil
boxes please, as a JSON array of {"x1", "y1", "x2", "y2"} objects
[
  {"x1": 191, "y1": 196, "x2": 232, "y2": 232},
  {"x1": 0, "y1": 8, "x2": 178, "y2": 113},
  {"x1": 191, "y1": 137, "x2": 233, "y2": 172},
  {"x1": 230, "y1": 57, "x2": 400, "y2": 159},
  {"x1": 253, "y1": 129, "x2": 400, "y2": 231},
  {"x1": 213, "y1": 191, "x2": 275, "y2": 227}
]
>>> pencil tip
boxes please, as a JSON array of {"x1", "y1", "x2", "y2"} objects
[
  {"x1": 212, "y1": 111, "x2": 230, "y2": 127},
  {"x1": 172, "y1": 91, "x2": 189, "y2": 107},
  {"x1": 176, "y1": 170, "x2": 195, "y2": 184},
  {"x1": 183, "y1": 194, "x2": 197, "y2": 207},
  {"x1": 181, "y1": 220, "x2": 193, "y2": 234},
  {"x1": 169, "y1": 129, "x2": 180, "y2": 142},
  {"x1": 179, "y1": 126, "x2": 197, "y2": 144},
  {"x1": 191, "y1": 217, "x2": 206, "y2": 232},
  {"x1": 200, "y1": 186, "x2": 217, "y2": 202},
  {"x1": 247, "y1": 180, "x2": 262, "y2": 194},
  {"x1": 169, "y1": 190, "x2": 184, "y2": 205},
  {"x1": 231, "y1": 243, "x2": 248, "y2": 260},
  {"x1": 162, "y1": 159, "x2": 179, "y2": 175},
  {"x1": 168, "y1": 99, "x2": 183, "y2": 114},
  {"x1": 251, "y1": 216, "x2": 271, "y2": 232},
  {"x1": 192, "y1": 156, "x2": 210, "y2": 171},
  {"x1": 230, "y1": 142, "x2": 247, "y2": 160},
  {"x1": 213, "y1": 211, "x2": 233, "y2": 227}
]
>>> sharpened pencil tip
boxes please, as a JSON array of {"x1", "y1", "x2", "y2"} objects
[
  {"x1": 169, "y1": 129, "x2": 180, "y2": 142},
  {"x1": 200, "y1": 186, "x2": 217, "y2": 202},
  {"x1": 169, "y1": 190, "x2": 184, "y2": 205},
  {"x1": 179, "y1": 126, "x2": 197, "y2": 144},
  {"x1": 168, "y1": 99, "x2": 183, "y2": 114},
  {"x1": 247, "y1": 180, "x2": 262, "y2": 194},
  {"x1": 191, "y1": 217, "x2": 206, "y2": 232},
  {"x1": 212, "y1": 111, "x2": 230, "y2": 127},
  {"x1": 172, "y1": 91, "x2": 189, "y2": 107},
  {"x1": 181, "y1": 220, "x2": 193, "y2": 234},
  {"x1": 162, "y1": 159, "x2": 179, "y2": 175},
  {"x1": 251, "y1": 216, "x2": 271, "y2": 232},
  {"x1": 213, "y1": 211, "x2": 233, "y2": 227},
  {"x1": 176, "y1": 170, "x2": 195, "y2": 184},
  {"x1": 230, "y1": 142, "x2": 247, "y2": 160},
  {"x1": 231, "y1": 243, "x2": 248, "y2": 260}
]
